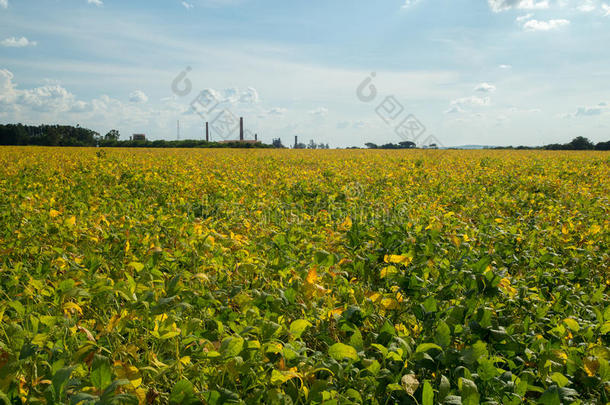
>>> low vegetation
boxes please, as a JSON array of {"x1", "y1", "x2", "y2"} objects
[{"x1": 0, "y1": 147, "x2": 608, "y2": 404}]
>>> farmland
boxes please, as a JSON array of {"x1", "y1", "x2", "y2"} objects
[{"x1": 0, "y1": 147, "x2": 608, "y2": 404}]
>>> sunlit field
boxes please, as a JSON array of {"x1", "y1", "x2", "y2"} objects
[{"x1": 0, "y1": 147, "x2": 608, "y2": 404}]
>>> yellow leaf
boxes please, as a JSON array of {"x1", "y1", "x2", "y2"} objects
[
  {"x1": 306, "y1": 268, "x2": 318, "y2": 284},
  {"x1": 135, "y1": 388, "x2": 147, "y2": 405},
  {"x1": 583, "y1": 357, "x2": 599, "y2": 377},
  {"x1": 49, "y1": 209, "x2": 61, "y2": 218},
  {"x1": 384, "y1": 255, "x2": 412, "y2": 266},
  {"x1": 114, "y1": 361, "x2": 142, "y2": 388},
  {"x1": 129, "y1": 262, "x2": 144, "y2": 272},
  {"x1": 367, "y1": 292, "x2": 381, "y2": 302},
  {"x1": 327, "y1": 307, "x2": 344, "y2": 319},
  {"x1": 63, "y1": 302, "x2": 83, "y2": 316},
  {"x1": 563, "y1": 318, "x2": 580, "y2": 332},
  {"x1": 64, "y1": 216, "x2": 76, "y2": 227},
  {"x1": 590, "y1": 224, "x2": 601, "y2": 235},
  {"x1": 105, "y1": 312, "x2": 124, "y2": 333},
  {"x1": 381, "y1": 298, "x2": 400, "y2": 310},
  {"x1": 339, "y1": 216, "x2": 352, "y2": 230},
  {"x1": 180, "y1": 356, "x2": 191, "y2": 365},
  {"x1": 499, "y1": 277, "x2": 517, "y2": 297},
  {"x1": 380, "y1": 266, "x2": 398, "y2": 279}
]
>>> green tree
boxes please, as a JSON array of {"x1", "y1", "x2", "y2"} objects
[{"x1": 104, "y1": 130, "x2": 120, "y2": 141}]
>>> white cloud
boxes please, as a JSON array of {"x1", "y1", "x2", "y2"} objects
[
  {"x1": 17, "y1": 85, "x2": 76, "y2": 113},
  {"x1": 0, "y1": 69, "x2": 16, "y2": 106},
  {"x1": 499, "y1": 64, "x2": 512, "y2": 69},
  {"x1": 402, "y1": 0, "x2": 421, "y2": 8},
  {"x1": 488, "y1": 0, "x2": 550, "y2": 12},
  {"x1": 475, "y1": 82, "x2": 496, "y2": 93},
  {"x1": 0, "y1": 0, "x2": 7, "y2": 9},
  {"x1": 522, "y1": 18, "x2": 570, "y2": 31},
  {"x1": 239, "y1": 87, "x2": 259, "y2": 104},
  {"x1": 577, "y1": 0, "x2": 596, "y2": 12},
  {"x1": 129, "y1": 90, "x2": 148, "y2": 103},
  {"x1": 516, "y1": 13, "x2": 534, "y2": 22},
  {"x1": 451, "y1": 96, "x2": 491, "y2": 107},
  {"x1": 268, "y1": 107, "x2": 287, "y2": 116},
  {"x1": 561, "y1": 102, "x2": 608, "y2": 118},
  {"x1": 87, "y1": 0, "x2": 103, "y2": 6},
  {"x1": 1, "y1": 37, "x2": 37, "y2": 47},
  {"x1": 182, "y1": 1, "x2": 194, "y2": 9},
  {"x1": 308, "y1": 107, "x2": 328, "y2": 116},
  {"x1": 575, "y1": 103, "x2": 607, "y2": 116},
  {"x1": 602, "y1": 3, "x2": 610, "y2": 15},
  {"x1": 444, "y1": 105, "x2": 465, "y2": 114},
  {"x1": 445, "y1": 96, "x2": 491, "y2": 114}
]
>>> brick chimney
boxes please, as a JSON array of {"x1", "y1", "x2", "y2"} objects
[{"x1": 206, "y1": 122, "x2": 209, "y2": 142}]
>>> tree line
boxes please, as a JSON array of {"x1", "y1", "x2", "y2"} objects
[
  {"x1": 0, "y1": 124, "x2": 272, "y2": 148},
  {"x1": 1, "y1": 124, "x2": 608, "y2": 150}
]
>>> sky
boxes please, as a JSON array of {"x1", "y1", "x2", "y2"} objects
[{"x1": 1, "y1": 0, "x2": 609, "y2": 147}]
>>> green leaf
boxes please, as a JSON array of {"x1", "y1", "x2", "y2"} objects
[
  {"x1": 539, "y1": 385, "x2": 561, "y2": 405},
  {"x1": 52, "y1": 367, "x2": 74, "y2": 402},
  {"x1": 9, "y1": 301, "x2": 25, "y2": 317},
  {"x1": 289, "y1": 319, "x2": 312, "y2": 338},
  {"x1": 435, "y1": 321, "x2": 451, "y2": 347},
  {"x1": 221, "y1": 336, "x2": 244, "y2": 358},
  {"x1": 439, "y1": 375, "x2": 451, "y2": 401},
  {"x1": 458, "y1": 378, "x2": 479, "y2": 405},
  {"x1": 91, "y1": 355, "x2": 112, "y2": 391},
  {"x1": 462, "y1": 340, "x2": 488, "y2": 365},
  {"x1": 328, "y1": 343, "x2": 358, "y2": 361},
  {"x1": 415, "y1": 343, "x2": 443, "y2": 353},
  {"x1": 128, "y1": 262, "x2": 144, "y2": 272},
  {"x1": 422, "y1": 381, "x2": 434, "y2": 405},
  {"x1": 563, "y1": 318, "x2": 580, "y2": 332},
  {"x1": 349, "y1": 328, "x2": 364, "y2": 351},
  {"x1": 477, "y1": 358, "x2": 499, "y2": 381},
  {"x1": 550, "y1": 372, "x2": 570, "y2": 388},
  {"x1": 169, "y1": 380, "x2": 197, "y2": 405}
]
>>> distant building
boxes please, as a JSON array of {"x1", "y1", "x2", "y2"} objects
[{"x1": 131, "y1": 134, "x2": 146, "y2": 141}]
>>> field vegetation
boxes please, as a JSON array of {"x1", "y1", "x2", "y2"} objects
[{"x1": 0, "y1": 147, "x2": 608, "y2": 404}]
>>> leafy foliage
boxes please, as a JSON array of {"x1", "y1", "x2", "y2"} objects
[{"x1": 0, "y1": 147, "x2": 608, "y2": 404}]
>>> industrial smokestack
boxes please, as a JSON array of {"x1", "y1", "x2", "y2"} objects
[
  {"x1": 206, "y1": 122, "x2": 209, "y2": 142},
  {"x1": 255, "y1": 133, "x2": 258, "y2": 141},
  {"x1": 294, "y1": 135, "x2": 298, "y2": 148},
  {"x1": 240, "y1": 117, "x2": 244, "y2": 141}
]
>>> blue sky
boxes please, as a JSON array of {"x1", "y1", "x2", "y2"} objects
[{"x1": 1, "y1": 0, "x2": 609, "y2": 147}]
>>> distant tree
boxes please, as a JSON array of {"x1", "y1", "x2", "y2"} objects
[
  {"x1": 272, "y1": 138, "x2": 284, "y2": 148},
  {"x1": 595, "y1": 140, "x2": 610, "y2": 150},
  {"x1": 428, "y1": 143, "x2": 438, "y2": 149},
  {"x1": 294, "y1": 143, "x2": 307, "y2": 149},
  {"x1": 568, "y1": 136, "x2": 594, "y2": 150},
  {"x1": 398, "y1": 141, "x2": 416, "y2": 149},
  {"x1": 307, "y1": 140, "x2": 317, "y2": 149},
  {"x1": 365, "y1": 143, "x2": 378, "y2": 149},
  {"x1": 105, "y1": 130, "x2": 120, "y2": 141}
]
